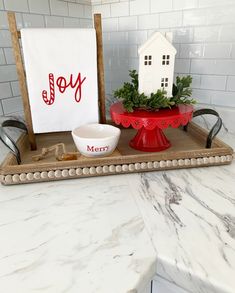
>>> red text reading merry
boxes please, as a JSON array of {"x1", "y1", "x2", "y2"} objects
[
  {"x1": 87, "y1": 145, "x2": 109, "y2": 152},
  {"x1": 42, "y1": 73, "x2": 86, "y2": 106}
]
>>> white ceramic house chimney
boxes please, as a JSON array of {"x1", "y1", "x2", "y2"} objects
[
  {"x1": 138, "y1": 32, "x2": 177, "y2": 98},
  {"x1": 164, "y1": 32, "x2": 173, "y2": 43}
]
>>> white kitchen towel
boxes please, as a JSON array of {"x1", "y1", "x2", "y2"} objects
[{"x1": 21, "y1": 28, "x2": 99, "y2": 133}]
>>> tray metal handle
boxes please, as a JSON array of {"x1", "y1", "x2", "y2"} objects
[
  {"x1": 183, "y1": 109, "x2": 222, "y2": 148},
  {"x1": 0, "y1": 119, "x2": 27, "y2": 164}
]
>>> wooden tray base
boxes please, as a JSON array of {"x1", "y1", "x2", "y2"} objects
[{"x1": 0, "y1": 123, "x2": 233, "y2": 185}]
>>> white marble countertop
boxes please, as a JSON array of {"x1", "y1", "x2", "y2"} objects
[
  {"x1": 0, "y1": 175, "x2": 157, "y2": 293},
  {"x1": 129, "y1": 132, "x2": 235, "y2": 293},
  {"x1": 0, "y1": 129, "x2": 234, "y2": 293}
]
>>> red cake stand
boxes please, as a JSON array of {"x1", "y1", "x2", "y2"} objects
[{"x1": 110, "y1": 102, "x2": 193, "y2": 152}]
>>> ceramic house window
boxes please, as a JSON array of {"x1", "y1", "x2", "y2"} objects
[
  {"x1": 162, "y1": 55, "x2": 170, "y2": 65},
  {"x1": 161, "y1": 78, "x2": 168, "y2": 88},
  {"x1": 144, "y1": 55, "x2": 152, "y2": 66}
]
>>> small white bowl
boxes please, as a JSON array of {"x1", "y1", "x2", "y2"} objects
[{"x1": 72, "y1": 124, "x2": 121, "y2": 157}]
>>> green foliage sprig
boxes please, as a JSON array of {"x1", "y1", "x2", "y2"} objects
[{"x1": 114, "y1": 70, "x2": 196, "y2": 112}]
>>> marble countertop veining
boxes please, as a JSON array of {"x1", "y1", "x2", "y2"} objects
[
  {"x1": 0, "y1": 175, "x2": 157, "y2": 293},
  {"x1": 128, "y1": 133, "x2": 235, "y2": 293},
  {"x1": 0, "y1": 129, "x2": 234, "y2": 293}
]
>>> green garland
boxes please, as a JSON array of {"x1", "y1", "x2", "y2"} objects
[{"x1": 114, "y1": 70, "x2": 196, "y2": 112}]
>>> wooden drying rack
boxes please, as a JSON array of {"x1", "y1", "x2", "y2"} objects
[{"x1": 7, "y1": 12, "x2": 106, "y2": 151}]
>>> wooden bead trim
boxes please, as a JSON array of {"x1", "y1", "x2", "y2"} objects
[{"x1": 1, "y1": 155, "x2": 233, "y2": 185}]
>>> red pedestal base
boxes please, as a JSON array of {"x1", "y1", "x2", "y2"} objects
[
  {"x1": 129, "y1": 127, "x2": 171, "y2": 152},
  {"x1": 110, "y1": 102, "x2": 194, "y2": 153}
]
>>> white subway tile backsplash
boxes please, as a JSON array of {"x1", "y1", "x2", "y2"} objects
[
  {"x1": 0, "y1": 82, "x2": 12, "y2": 99},
  {"x1": 111, "y1": 1, "x2": 129, "y2": 17},
  {"x1": 104, "y1": 69, "x2": 112, "y2": 83},
  {"x1": 206, "y1": 5, "x2": 235, "y2": 25},
  {"x1": 110, "y1": 67, "x2": 129, "y2": 82},
  {"x1": 200, "y1": 75, "x2": 226, "y2": 90},
  {"x1": 23, "y1": 13, "x2": 45, "y2": 27},
  {"x1": 109, "y1": 31, "x2": 128, "y2": 44},
  {"x1": 147, "y1": 29, "x2": 156, "y2": 38},
  {"x1": 151, "y1": 0, "x2": 173, "y2": 13},
  {"x1": 3, "y1": 48, "x2": 14, "y2": 64},
  {"x1": 103, "y1": 17, "x2": 118, "y2": 31},
  {"x1": 103, "y1": 44, "x2": 114, "y2": 56},
  {"x1": 68, "y1": 3, "x2": 84, "y2": 17},
  {"x1": 173, "y1": 0, "x2": 198, "y2": 10},
  {"x1": 15, "y1": 13, "x2": 24, "y2": 29},
  {"x1": 130, "y1": 0, "x2": 150, "y2": 16},
  {"x1": 160, "y1": 11, "x2": 182, "y2": 28},
  {"x1": 110, "y1": 57, "x2": 129, "y2": 70},
  {"x1": 84, "y1": 5, "x2": 92, "y2": 18},
  {"x1": 138, "y1": 14, "x2": 159, "y2": 30},
  {"x1": 183, "y1": 9, "x2": 207, "y2": 26},
  {"x1": 191, "y1": 60, "x2": 215, "y2": 75},
  {"x1": 50, "y1": 0, "x2": 69, "y2": 16},
  {"x1": 4, "y1": 0, "x2": 29, "y2": 12},
  {"x1": 172, "y1": 27, "x2": 194, "y2": 43},
  {"x1": 110, "y1": 81, "x2": 123, "y2": 94},
  {"x1": 0, "y1": 65, "x2": 17, "y2": 82},
  {"x1": 77, "y1": 0, "x2": 91, "y2": 4},
  {"x1": 104, "y1": 56, "x2": 110, "y2": 72},
  {"x1": 198, "y1": 0, "x2": 235, "y2": 8},
  {"x1": 0, "y1": 30, "x2": 11, "y2": 47},
  {"x1": 80, "y1": 18, "x2": 92, "y2": 27},
  {"x1": 194, "y1": 26, "x2": 220, "y2": 43},
  {"x1": 128, "y1": 57, "x2": 139, "y2": 70},
  {"x1": 45, "y1": 15, "x2": 64, "y2": 27},
  {"x1": 226, "y1": 76, "x2": 235, "y2": 92},
  {"x1": 203, "y1": 43, "x2": 231, "y2": 59},
  {"x1": 0, "y1": 102, "x2": 3, "y2": 115},
  {"x1": 128, "y1": 44, "x2": 138, "y2": 57},
  {"x1": 175, "y1": 58, "x2": 191, "y2": 73},
  {"x1": 10, "y1": 81, "x2": 20, "y2": 96},
  {"x1": 93, "y1": 4, "x2": 111, "y2": 18},
  {"x1": 102, "y1": 32, "x2": 110, "y2": 44},
  {"x1": 63, "y1": 17, "x2": 80, "y2": 27},
  {"x1": 220, "y1": 25, "x2": 235, "y2": 42},
  {"x1": 230, "y1": 44, "x2": 235, "y2": 59},
  {"x1": 0, "y1": 48, "x2": 5, "y2": 64},
  {"x1": 119, "y1": 16, "x2": 137, "y2": 31},
  {"x1": 117, "y1": 44, "x2": 129, "y2": 58},
  {"x1": 0, "y1": 11, "x2": 8, "y2": 29},
  {"x1": 105, "y1": 82, "x2": 112, "y2": 95},
  {"x1": 2, "y1": 96, "x2": 23, "y2": 114},
  {"x1": 28, "y1": 0, "x2": 50, "y2": 15},
  {"x1": 180, "y1": 44, "x2": 202, "y2": 58},
  {"x1": 190, "y1": 74, "x2": 201, "y2": 88},
  {"x1": 191, "y1": 59, "x2": 235, "y2": 75},
  {"x1": 91, "y1": 0, "x2": 102, "y2": 4},
  {"x1": 192, "y1": 88, "x2": 211, "y2": 104},
  {"x1": 176, "y1": 73, "x2": 201, "y2": 88},
  {"x1": 210, "y1": 90, "x2": 235, "y2": 107},
  {"x1": 128, "y1": 30, "x2": 147, "y2": 45},
  {"x1": 173, "y1": 43, "x2": 180, "y2": 57},
  {"x1": 0, "y1": 0, "x2": 4, "y2": 10}
]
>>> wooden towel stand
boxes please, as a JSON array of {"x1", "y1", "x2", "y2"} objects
[{"x1": 7, "y1": 12, "x2": 106, "y2": 151}]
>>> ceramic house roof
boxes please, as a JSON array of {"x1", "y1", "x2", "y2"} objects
[{"x1": 138, "y1": 32, "x2": 177, "y2": 55}]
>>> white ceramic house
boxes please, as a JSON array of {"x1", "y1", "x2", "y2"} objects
[{"x1": 138, "y1": 32, "x2": 177, "y2": 98}]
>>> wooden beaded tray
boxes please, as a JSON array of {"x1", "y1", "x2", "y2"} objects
[
  {"x1": 0, "y1": 122, "x2": 233, "y2": 185},
  {"x1": 2, "y1": 12, "x2": 232, "y2": 185}
]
